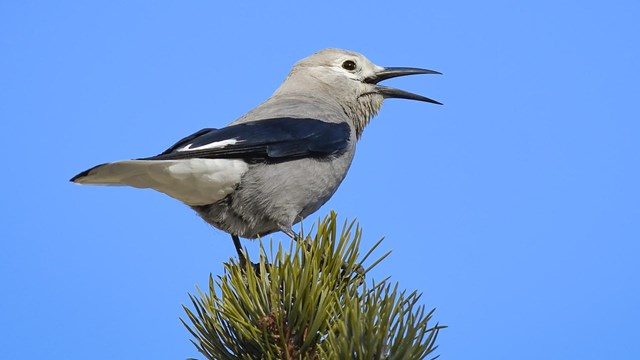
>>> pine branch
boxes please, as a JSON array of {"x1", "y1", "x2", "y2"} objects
[{"x1": 182, "y1": 212, "x2": 444, "y2": 359}]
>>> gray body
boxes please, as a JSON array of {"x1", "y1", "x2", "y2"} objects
[
  {"x1": 193, "y1": 96, "x2": 357, "y2": 238},
  {"x1": 71, "y1": 48, "x2": 440, "y2": 244}
]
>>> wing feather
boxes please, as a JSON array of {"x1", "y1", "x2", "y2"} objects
[{"x1": 143, "y1": 118, "x2": 351, "y2": 163}]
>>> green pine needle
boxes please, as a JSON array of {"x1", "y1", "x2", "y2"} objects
[{"x1": 182, "y1": 211, "x2": 444, "y2": 359}]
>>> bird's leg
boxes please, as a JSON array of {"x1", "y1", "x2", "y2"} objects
[
  {"x1": 284, "y1": 227, "x2": 312, "y2": 250},
  {"x1": 283, "y1": 227, "x2": 299, "y2": 240},
  {"x1": 231, "y1": 234, "x2": 261, "y2": 273},
  {"x1": 231, "y1": 234, "x2": 246, "y2": 265}
]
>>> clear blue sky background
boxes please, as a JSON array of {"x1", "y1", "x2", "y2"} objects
[{"x1": 2, "y1": 1, "x2": 639, "y2": 359}]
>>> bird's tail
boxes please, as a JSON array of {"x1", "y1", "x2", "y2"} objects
[
  {"x1": 70, "y1": 159, "x2": 248, "y2": 205},
  {"x1": 70, "y1": 160, "x2": 169, "y2": 188}
]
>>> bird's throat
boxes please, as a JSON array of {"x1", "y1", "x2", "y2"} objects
[{"x1": 346, "y1": 95, "x2": 383, "y2": 139}]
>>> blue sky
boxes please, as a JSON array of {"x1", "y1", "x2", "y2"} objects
[{"x1": 2, "y1": 1, "x2": 639, "y2": 359}]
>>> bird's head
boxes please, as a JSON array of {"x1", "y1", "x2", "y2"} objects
[{"x1": 281, "y1": 48, "x2": 441, "y2": 138}]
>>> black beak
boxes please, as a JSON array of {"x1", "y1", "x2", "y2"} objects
[{"x1": 364, "y1": 67, "x2": 442, "y2": 105}]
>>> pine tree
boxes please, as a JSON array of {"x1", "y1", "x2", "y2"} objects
[{"x1": 183, "y1": 212, "x2": 444, "y2": 359}]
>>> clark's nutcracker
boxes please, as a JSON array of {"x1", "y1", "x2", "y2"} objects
[{"x1": 71, "y1": 48, "x2": 441, "y2": 261}]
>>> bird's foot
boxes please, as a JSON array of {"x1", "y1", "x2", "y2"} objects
[{"x1": 238, "y1": 255, "x2": 263, "y2": 275}]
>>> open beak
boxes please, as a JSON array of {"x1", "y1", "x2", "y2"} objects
[{"x1": 364, "y1": 67, "x2": 442, "y2": 105}]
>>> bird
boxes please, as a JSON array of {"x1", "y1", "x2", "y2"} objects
[{"x1": 71, "y1": 48, "x2": 441, "y2": 263}]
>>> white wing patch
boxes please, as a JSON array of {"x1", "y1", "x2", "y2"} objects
[
  {"x1": 73, "y1": 159, "x2": 248, "y2": 205},
  {"x1": 177, "y1": 139, "x2": 239, "y2": 152}
]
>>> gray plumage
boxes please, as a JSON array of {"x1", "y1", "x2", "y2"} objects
[{"x1": 71, "y1": 48, "x2": 441, "y2": 254}]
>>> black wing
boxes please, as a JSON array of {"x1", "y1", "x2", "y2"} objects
[{"x1": 142, "y1": 117, "x2": 351, "y2": 163}]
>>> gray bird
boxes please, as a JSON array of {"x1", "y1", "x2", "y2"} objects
[{"x1": 71, "y1": 48, "x2": 441, "y2": 262}]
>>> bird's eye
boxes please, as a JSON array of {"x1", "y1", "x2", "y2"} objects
[{"x1": 342, "y1": 60, "x2": 357, "y2": 71}]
